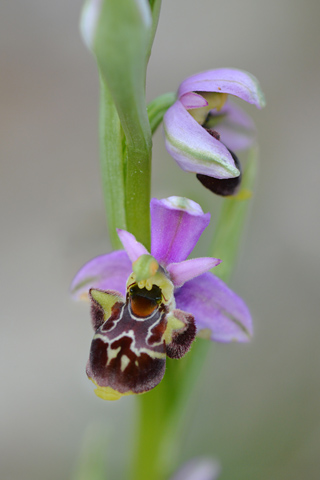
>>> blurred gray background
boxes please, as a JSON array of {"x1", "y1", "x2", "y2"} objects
[{"x1": 1, "y1": 0, "x2": 320, "y2": 479}]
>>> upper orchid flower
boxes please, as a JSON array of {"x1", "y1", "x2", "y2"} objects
[
  {"x1": 71, "y1": 197, "x2": 252, "y2": 400},
  {"x1": 163, "y1": 68, "x2": 265, "y2": 195}
]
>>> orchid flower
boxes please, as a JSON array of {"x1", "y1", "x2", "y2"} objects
[
  {"x1": 163, "y1": 68, "x2": 265, "y2": 195},
  {"x1": 71, "y1": 197, "x2": 252, "y2": 400}
]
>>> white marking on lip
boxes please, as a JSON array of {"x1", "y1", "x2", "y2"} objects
[
  {"x1": 94, "y1": 330, "x2": 166, "y2": 359},
  {"x1": 128, "y1": 303, "x2": 158, "y2": 321},
  {"x1": 120, "y1": 355, "x2": 130, "y2": 372},
  {"x1": 106, "y1": 346, "x2": 121, "y2": 366},
  {"x1": 145, "y1": 315, "x2": 165, "y2": 347},
  {"x1": 103, "y1": 304, "x2": 125, "y2": 332}
]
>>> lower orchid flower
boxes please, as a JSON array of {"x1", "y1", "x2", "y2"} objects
[
  {"x1": 163, "y1": 68, "x2": 265, "y2": 195},
  {"x1": 71, "y1": 197, "x2": 252, "y2": 400}
]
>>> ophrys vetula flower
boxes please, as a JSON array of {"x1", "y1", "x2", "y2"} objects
[
  {"x1": 71, "y1": 197, "x2": 252, "y2": 400},
  {"x1": 163, "y1": 68, "x2": 265, "y2": 195}
]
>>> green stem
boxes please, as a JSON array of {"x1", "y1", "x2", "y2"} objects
[
  {"x1": 124, "y1": 132, "x2": 152, "y2": 251},
  {"x1": 99, "y1": 75, "x2": 126, "y2": 249},
  {"x1": 122, "y1": 92, "x2": 178, "y2": 248},
  {"x1": 131, "y1": 388, "x2": 167, "y2": 480},
  {"x1": 99, "y1": 74, "x2": 153, "y2": 251}
]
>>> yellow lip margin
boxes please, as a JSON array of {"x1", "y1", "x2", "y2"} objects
[{"x1": 89, "y1": 377, "x2": 134, "y2": 401}]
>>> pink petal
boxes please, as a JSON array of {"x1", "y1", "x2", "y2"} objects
[
  {"x1": 70, "y1": 250, "x2": 132, "y2": 300},
  {"x1": 163, "y1": 100, "x2": 240, "y2": 178},
  {"x1": 167, "y1": 257, "x2": 221, "y2": 287},
  {"x1": 117, "y1": 229, "x2": 149, "y2": 262},
  {"x1": 180, "y1": 92, "x2": 209, "y2": 109},
  {"x1": 175, "y1": 273, "x2": 253, "y2": 343},
  {"x1": 178, "y1": 68, "x2": 265, "y2": 109},
  {"x1": 150, "y1": 197, "x2": 210, "y2": 265}
]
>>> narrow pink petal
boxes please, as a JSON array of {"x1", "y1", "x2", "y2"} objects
[
  {"x1": 175, "y1": 273, "x2": 253, "y2": 342},
  {"x1": 70, "y1": 250, "x2": 132, "y2": 300},
  {"x1": 116, "y1": 229, "x2": 149, "y2": 262},
  {"x1": 180, "y1": 92, "x2": 208, "y2": 109},
  {"x1": 167, "y1": 257, "x2": 221, "y2": 287},
  {"x1": 150, "y1": 197, "x2": 211, "y2": 265},
  {"x1": 178, "y1": 68, "x2": 265, "y2": 109},
  {"x1": 163, "y1": 100, "x2": 240, "y2": 178}
]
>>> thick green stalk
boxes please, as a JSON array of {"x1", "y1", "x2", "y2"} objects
[
  {"x1": 99, "y1": 73, "x2": 152, "y2": 250},
  {"x1": 124, "y1": 134, "x2": 152, "y2": 250},
  {"x1": 99, "y1": 76, "x2": 126, "y2": 249}
]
